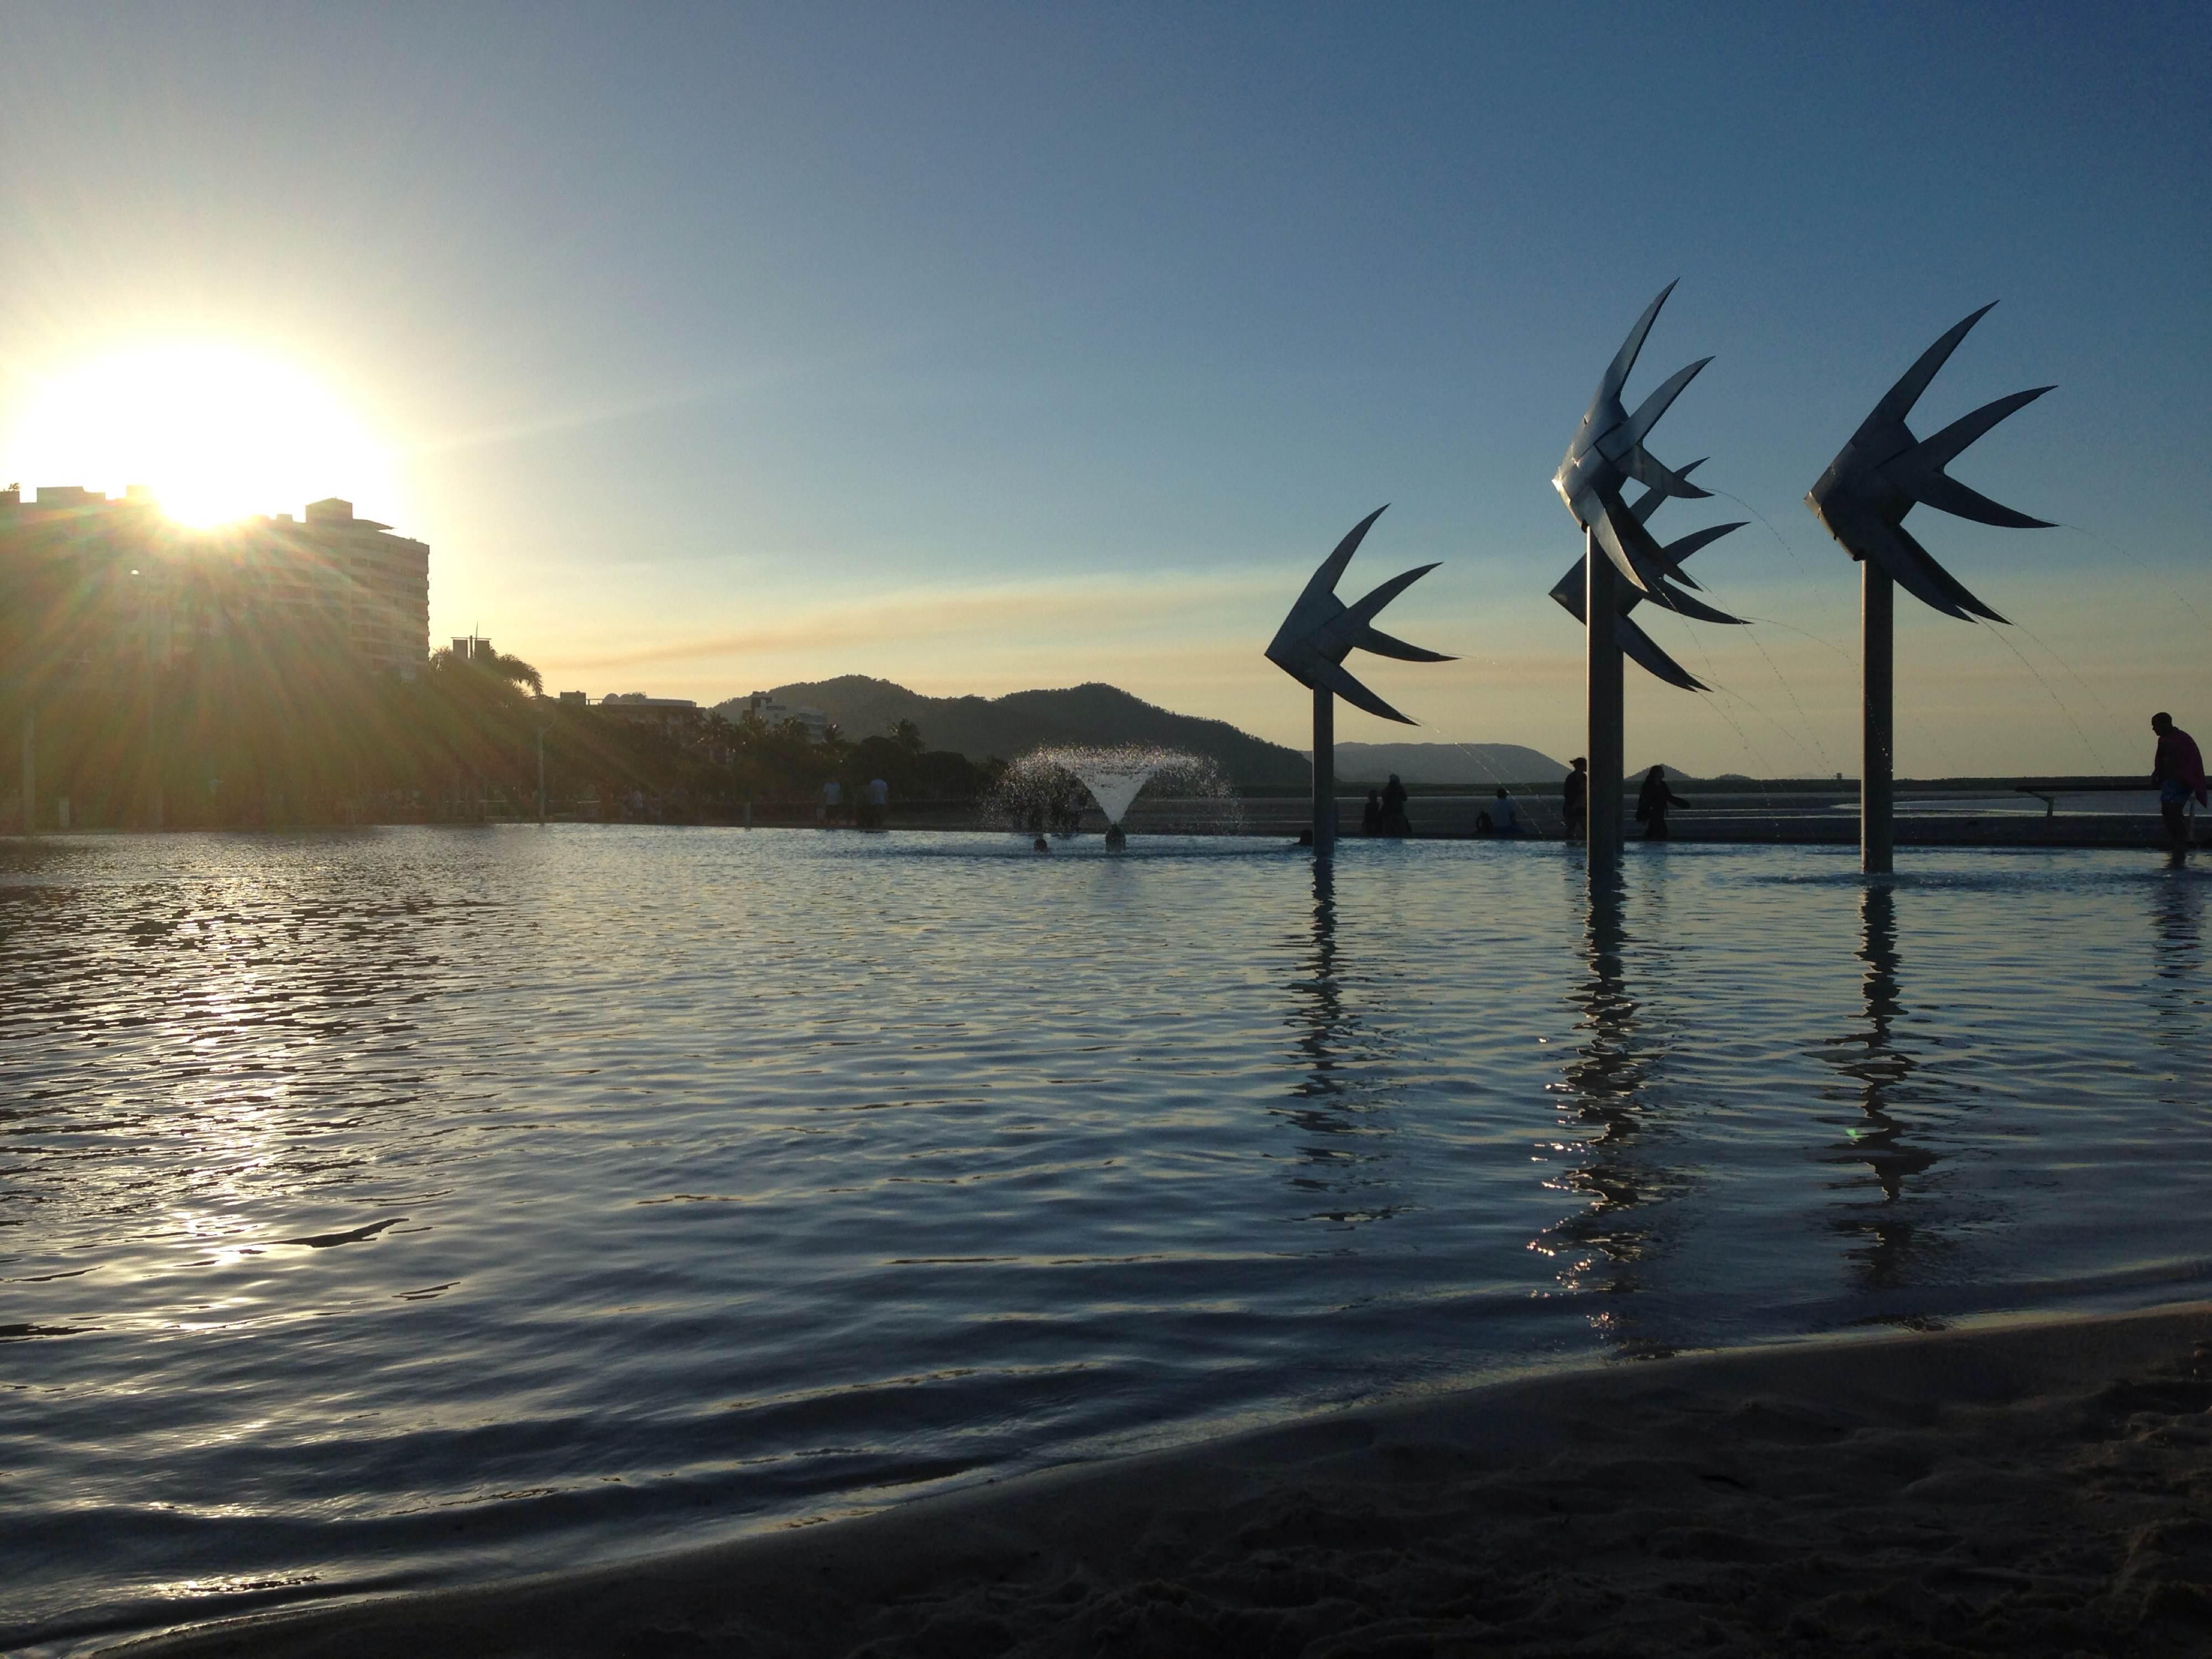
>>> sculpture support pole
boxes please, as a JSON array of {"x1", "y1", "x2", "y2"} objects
[
  {"x1": 1312, "y1": 686, "x2": 1335, "y2": 863},
  {"x1": 19, "y1": 708, "x2": 34, "y2": 837},
  {"x1": 1585, "y1": 527, "x2": 1624, "y2": 868},
  {"x1": 1861, "y1": 561, "x2": 1894, "y2": 875}
]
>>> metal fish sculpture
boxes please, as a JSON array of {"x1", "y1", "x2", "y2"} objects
[
  {"x1": 1550, "y1": 462, "x2": 1746, "y2": 691},
  {"x1": 1554, "y1": 281, "x2": 1734, "y2": 610},
  {"x1": 1806, "y1": 303, "x2": 2053, "y2": 622},
  {"x1": 1265, "y1": 505, "x2": 1453, "y2": 725}
]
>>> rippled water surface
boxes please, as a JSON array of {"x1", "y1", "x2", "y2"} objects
[{"x1": 6, "y1": 827, "x2": 2209, "y2": 1650}]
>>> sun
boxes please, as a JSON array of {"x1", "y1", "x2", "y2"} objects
[{"x1": 1, "y1": 340, "x2": 402, "y2": 528}]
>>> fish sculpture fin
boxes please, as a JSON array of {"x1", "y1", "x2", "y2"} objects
[
  {"x1": 1312, "y1": 656, "x2": 1416, "y2": 724},
  {"x1": 1621, "y1": 447, "x2": 1713, "y2": 500},
  {"x1": 1894, "y1": 522, "x2": 2008, "y2": 623},
  {"x1": 1855, "y1": 520, "x2": 1973, "y2": 620},
  {"x1": 1632, "y1": 458, "x2": 1706, "y2": 524},
  {"x1": 1356, "y1": 625, "x2": 1454, "y2": 663},
  {"x1": 1870, "y1": 302, "x2": 1999, "y2": 428},
  {"x1": 1619, "y1": 357, "x2": 1713, "y2": 452},
  {"x1": 1649, "y1": 581, "x2": 1746, "y2": 626},
  {"x1": 1593, "y1": 280, "x2": 1679, "y2": 410},
  {"x1": 1589, "y1": 495, "x2": 1656, "y2": 591},
  {"x1": 1548, "y1": 558, "x2": 1588, "y2": 621},
  {"x1": 1616, "y1": 613, "x2": 1708, "y2": 691},
  {"x1": 1291, "y1": 505, "x2": 1390, "y2": 613},
  {"x1": 1594, "y1": 487, "x2": 1693, "y2": 593},
  {"x1": 1658, "y1": 520, "x2": 1745, "y2": 565},
  {"x1": 1892, "y1": 388, "x2": 2056, "y2": 528},
  {"x1": 1343, "y1": 562, "x2": 1440, "y2": 624}
]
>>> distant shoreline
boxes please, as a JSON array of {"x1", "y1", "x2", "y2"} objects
[
  {"x1": 13, "y1": 783, "x2": 2195, "y2": 853},
  {"x1": 7, "y1": 817, "x2": 2198, "y2": 852}
]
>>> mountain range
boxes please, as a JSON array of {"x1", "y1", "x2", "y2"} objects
[
  {"x1": 712, "y1": 677, "x2": 1696, "y2": 788},
  {"x1": 718, "y1": 677, "x2": 1313, "y2": 785}
]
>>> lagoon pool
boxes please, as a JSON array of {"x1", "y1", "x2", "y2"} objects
[{"x1": 4, "y1": 826, "x2": 2209, "y2": 1652}]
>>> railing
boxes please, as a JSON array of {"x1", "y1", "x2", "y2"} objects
[{"x1": 2013, "y1": 778, "x2": 2153, "y2": 818}]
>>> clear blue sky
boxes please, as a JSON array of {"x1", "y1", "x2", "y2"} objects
[{"x1": 2, "y1": 2, "x2": 2204, "y2": 774}]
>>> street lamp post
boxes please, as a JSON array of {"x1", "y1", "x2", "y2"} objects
[
  {"x1": 18, "y1": 707, "x2": 33, "y2": 838},
  {"x1": 129, "y1": 565, "x2": 164, "y2": 830}
]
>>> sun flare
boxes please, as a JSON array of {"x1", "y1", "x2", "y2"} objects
[{"x1": 2, "y1": 341, "x2": 401, "y2": 528}]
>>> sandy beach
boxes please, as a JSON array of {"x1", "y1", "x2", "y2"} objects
[{"x1": 111, "y1": 1303, "x2": 2212, "y2": 1658}]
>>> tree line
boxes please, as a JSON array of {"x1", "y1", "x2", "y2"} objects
[{"x1": 4, "y1": 618, "x2": 1000, "y2": 830}]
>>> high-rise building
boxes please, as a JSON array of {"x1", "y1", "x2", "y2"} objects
[{"x1": 0, "y1": 486, "x2": 430, "y2": 684}]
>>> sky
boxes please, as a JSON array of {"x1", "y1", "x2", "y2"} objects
[{"x1": 1, "y1": 2, "x2": 2205, "y2": 776}]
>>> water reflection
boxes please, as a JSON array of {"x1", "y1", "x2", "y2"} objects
[
  {"x1": 1274, "y1": 864, "x2": 1404, "y2": 1227},
  {"x1": 2149, "y1": 868, "x2": 2205, "y2": 1093},
  {"x1": 1540, "y1": 872, "x2": 1681, "y2": 1349},
  {"x1": 1817, "y1": 885, "x2": 1936, "y2": 1288},
  {"x1": 12, "y1": 833, "x2": 2212, "y2": 1652},
  {"x1": 1, "y1": 848, "x2": 458, "y2": 1266},
  {"x1": 1287, "y1": 864, "x2": 1343, "y2": 1085}
]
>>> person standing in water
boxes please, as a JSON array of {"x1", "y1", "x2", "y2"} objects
[
  {"x1": 1636, "y1": 765, "x2": 1684, "y2": 841},
  {"x1": 1562, "y1": 757, "x2": 1588, "y2": 841},
  {"x1": 1380, "y1": 773, "x2": 1410, "y2": 837},
  {"x1": 2151, "y1": 711, "x2": 2207, "y2": 853}
]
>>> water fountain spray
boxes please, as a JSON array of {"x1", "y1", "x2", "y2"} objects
[
  {"x1": 1553, "y1": 283, "x2": 1744, "y2": 868},
  {"x1": 994, "y1": 745, "x2": 1241, "y2": 846},
  {"x1": 1265, "y1": 507, "x2": 1453, "y2": 862},
  {"x1": 1804, "y1": 304, "x2": 2053, "y2": 873}
]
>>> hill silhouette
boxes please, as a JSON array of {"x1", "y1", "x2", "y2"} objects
[{"x1": 717, "y1": 676, "x2": 1312, "y2": 785}]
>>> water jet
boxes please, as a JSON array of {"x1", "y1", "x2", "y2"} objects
[{"x1": 994, "y1": 745, "x2": 1241, "y2": 844}]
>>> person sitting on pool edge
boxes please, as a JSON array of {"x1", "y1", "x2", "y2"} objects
[
  {"x1": 1488, "y1": 785, "x2": 1524, "y2": 836},
  {"x1": 2151, "y1": 711, "x2": 2207, "y2": 854},
  {"x1": 1361, "y1": 789, "x2": 1383, "y2": 836}
]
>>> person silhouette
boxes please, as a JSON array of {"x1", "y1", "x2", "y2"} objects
[
  {"x1": 2151, "y1": 711, "x2": 2207, "y2": 854},
  {"x1": 1636, "y1": 765, "x2": 1684, "y2": 841},
  {"x1": 1380, "y1": 773, "x2": 1410, "y2": 837},
  {"x1": 1562, "y1": 757, "x2": 1588, "y2": 841},
  {"x1": 1489, "y1": 785, "x2": 1522, "y2": 836},
  {"x1": 1361, "y1": 789, "x2": 1383, "y2": 836}
]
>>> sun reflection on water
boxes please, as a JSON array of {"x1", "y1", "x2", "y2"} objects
[{"x1": 3, "y1": 832, "x2": 2210, "y2": 1648}]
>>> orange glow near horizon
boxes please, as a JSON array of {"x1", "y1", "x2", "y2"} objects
[{"x1": 1, "y1": 340, "x2": 404, "y2": 529}]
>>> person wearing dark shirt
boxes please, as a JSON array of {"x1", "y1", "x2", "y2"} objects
[
  {"x1": 2151, "y1": 711, "x2": 2208, "y2": 853},
  {"x1": 1360, "y1": 789, "x2": 1383, "y2": 835},
  {"x1": 1562, "y1": 757, "x2": 1588, "y2": 841},
  {"x1": 1380, "y1": 773, "x2": 1410, "y2": 837},
  {"x1": 1636, "y1": 766, "x2": 1684, "y2": 841}
]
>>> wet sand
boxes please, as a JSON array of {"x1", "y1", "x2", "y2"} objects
[{"x1": 112, "y1": 1303, "x2": 2212, "y2": 1658}]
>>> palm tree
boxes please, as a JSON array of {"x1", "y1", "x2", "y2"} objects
[
  {"x1": 424, "y1": 643, "x2": 544, "y2": 817},
  {"x1": 486, "y1": 650, "x2": 543, "y2": 696}
]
